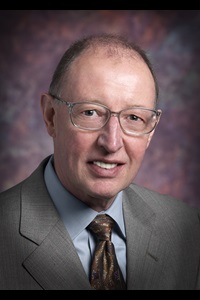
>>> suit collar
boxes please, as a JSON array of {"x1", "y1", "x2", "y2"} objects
[
  {"x1": 123, "y1": 186, "x2": 164, "y2": 290},
  {"x1": 20, "y1": 157, "x2": 91, "y2": 290},
  {"x1": 20, "y1": 156, "x2": 59, "y2": 245}
]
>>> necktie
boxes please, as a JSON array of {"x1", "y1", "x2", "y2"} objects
[{"x1": 88, "y1": 214, "x2": 126, "y2": 290}]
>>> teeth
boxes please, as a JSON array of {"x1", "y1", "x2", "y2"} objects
[{"x1": 93, "y1": 161, "x2": 117, "y2": 169}]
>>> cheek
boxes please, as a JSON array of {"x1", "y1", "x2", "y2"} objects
[
  {"x1": 126, "y1": 138, "x2": 150, "y2": 182},
  {"x1": 127, "y1": 136, "x2": 150, "y2": 163},
  {"x1": 56, "y1": 127, "x2": 94, "y2": 160}
]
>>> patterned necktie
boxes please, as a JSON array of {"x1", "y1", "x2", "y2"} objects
[{"x1": 88, "y1": 214, "x2": 126, "y2": 290}]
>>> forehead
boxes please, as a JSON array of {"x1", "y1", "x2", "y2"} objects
[
  {"x1": 64, "y1": 45, "x2": 155, "y2": 94},
  {"x1": 63, "y1": 53, "x2": 155, "y2": 112},
  {"x1": 65, "y1": 45, "x2": 153, "y2": 89}
]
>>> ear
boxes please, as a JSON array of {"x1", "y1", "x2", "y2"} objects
[{"x1": 40, "y1": 93, "x2": 56, "y2": 138}]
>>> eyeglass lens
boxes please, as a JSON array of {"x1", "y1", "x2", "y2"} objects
[{"x1": 70, "y1": 102, "x2": 159, "y2": 135}]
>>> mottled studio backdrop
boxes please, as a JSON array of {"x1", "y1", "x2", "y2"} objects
[{"x1": 0, "y1": 10, "x2": 200, "y2": 209}]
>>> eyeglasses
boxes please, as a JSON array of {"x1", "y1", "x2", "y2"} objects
[{"x1": 50, "y1": 94, "x2": 162, "y2": 136}]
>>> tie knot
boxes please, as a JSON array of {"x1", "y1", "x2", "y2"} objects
[{"x1": 88, "y1": 214, "x2": 114, "y2": 241}]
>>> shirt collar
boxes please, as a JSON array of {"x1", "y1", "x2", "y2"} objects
[{"x1": 44, "y1": 155, "x2": 125, "y2": 240}]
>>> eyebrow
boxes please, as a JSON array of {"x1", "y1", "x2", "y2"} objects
[{"x1": 81, "y1": 99, "x2": 156, "y2": 110}]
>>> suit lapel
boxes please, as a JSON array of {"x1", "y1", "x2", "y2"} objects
[
  {"x1": 23, "y1": 220, "x2": 91, "y2": 290},
  {"x1": 20, "y1": 158, "x2": 91, "y2": 290},
  {"x1": 123, "y1": 187, "x2": 165, "y2": 290}
]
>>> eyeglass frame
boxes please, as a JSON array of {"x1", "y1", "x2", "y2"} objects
[{"x1": 50, "y1": 93, "x2": 162, "y2": 136}]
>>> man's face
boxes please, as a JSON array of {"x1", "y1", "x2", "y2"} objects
[{"x1": 45, "y1": 51, "x2": 158, "y2": 210}]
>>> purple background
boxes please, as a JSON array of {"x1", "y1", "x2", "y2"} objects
[{"x1": 0, "y1": 10, "x2": 200, "y2": 209}]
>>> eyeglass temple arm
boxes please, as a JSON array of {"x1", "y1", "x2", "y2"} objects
[{"x1": 50, "y1": 94, "x2": 73, "y2": 108}]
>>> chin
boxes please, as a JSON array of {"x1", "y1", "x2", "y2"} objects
[{"x1": 89, "y1": 185, "x2": 122, "y2": 201}]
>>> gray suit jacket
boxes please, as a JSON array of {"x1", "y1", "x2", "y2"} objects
[{"x1": 0, "y1": 156, "x2": 200, "y2": 290}]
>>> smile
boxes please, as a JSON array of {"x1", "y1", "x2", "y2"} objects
[{"x1": 93, "y1": 161, "x2": 118, "y2": 169}]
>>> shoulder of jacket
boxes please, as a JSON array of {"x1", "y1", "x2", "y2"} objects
[{"x1": 126, "y1": 183, "x2": 200, "y2": 220}]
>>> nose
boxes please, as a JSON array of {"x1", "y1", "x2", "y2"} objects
[{"x1": 97, "y1": 115, "x2": 123, "y2": 153}]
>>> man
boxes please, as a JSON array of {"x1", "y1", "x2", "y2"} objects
[{"x1": 0, "y1": 33, "x2": 200, "y2": 290}]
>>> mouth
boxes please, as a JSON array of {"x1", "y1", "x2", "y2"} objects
[
  {"x1": 93, "y1": 161, "x2": 118, "y2": 170},
  {"x1": 88, "y1": 160, "x2": 124, "y2": 177}
]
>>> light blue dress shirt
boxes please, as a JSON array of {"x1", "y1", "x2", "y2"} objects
[{"x1": 44, "y1": 155, "x2": 127, "y2": 280}]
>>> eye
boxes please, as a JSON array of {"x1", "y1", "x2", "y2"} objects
[
  {"x1": 82, "y1": 109, "x2": 97, "y2": 117},
  {"x1": 73, "y1": 103, "x2": 108, "y2": 120},
  {"x1": 128, "y1": 114, "x2": 143, "y2": 122}
]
